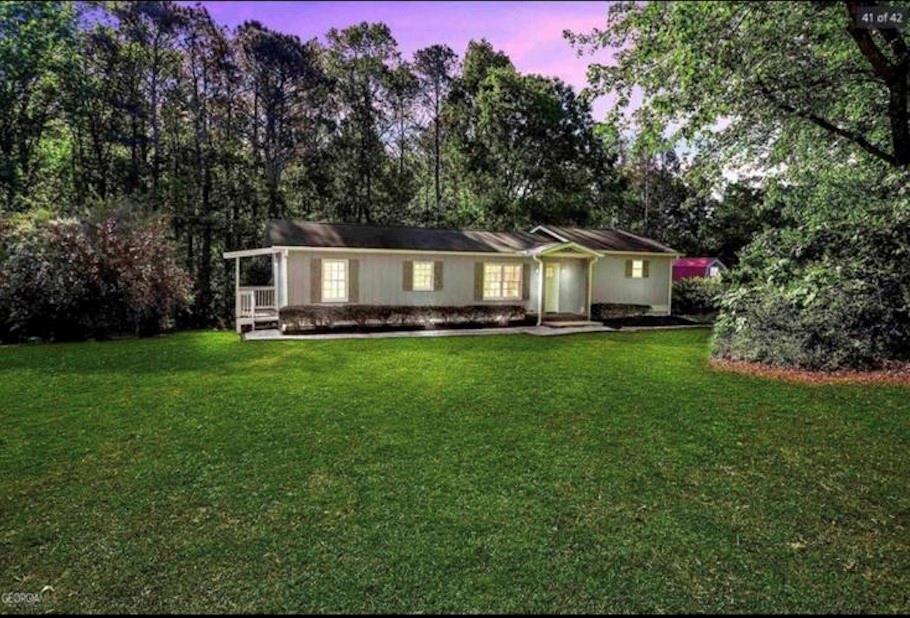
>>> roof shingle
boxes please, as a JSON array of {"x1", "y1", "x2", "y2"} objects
[{"x1": 262, "y1": 220, "x2": 677, "y2": 255}]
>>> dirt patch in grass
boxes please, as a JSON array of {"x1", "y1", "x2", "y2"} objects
[{"x1": 711, "y1": 358, "x2": 910, "y2": 386}]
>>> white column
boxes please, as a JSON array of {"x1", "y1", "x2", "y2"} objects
[
  {"x1": 234, "y1": 257, "x2": 241, "y2": 333},
  {"x1": 280, "y1": 249, "x2": 289, "y2": 308},
  {"x1": 534, "y1": 257, "x2": 544, "y2": 326},
  {"x1": 587, "y1": 257, "x2": 597, "y2": 322}
]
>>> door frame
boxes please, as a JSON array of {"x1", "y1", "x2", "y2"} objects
[{"x1": 544, "y1": 262, "x2": 560, "y2": 313}]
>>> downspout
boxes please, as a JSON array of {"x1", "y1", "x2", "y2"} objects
[{"x1": 533, "y1": 255, "x2": 544, "y2": 326}]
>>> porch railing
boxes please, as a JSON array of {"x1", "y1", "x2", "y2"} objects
[{"x1": 236, "y1": 286, "x2": 276, "y2": 317}]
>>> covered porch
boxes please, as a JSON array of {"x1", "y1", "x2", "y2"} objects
[
  {"x1": 525, "y1": 241, "x2": 603, "y2": 326},
  {"x1": 223, "y1": 247, "x2": 289, "y2": 333}
]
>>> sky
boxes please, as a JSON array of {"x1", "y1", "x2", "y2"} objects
[{"x1": 191, "y1": 1, "x2": 622, "y2": 118}]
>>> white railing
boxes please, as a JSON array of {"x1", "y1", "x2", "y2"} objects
[{"x1": 236, "y1": 286, "x2": 276, "y2": 317}]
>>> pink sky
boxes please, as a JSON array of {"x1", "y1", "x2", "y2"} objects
[{"x1": 191, "y1": 1, "x2": 623, "y2": 118}]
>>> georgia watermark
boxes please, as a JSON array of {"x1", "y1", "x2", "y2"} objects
[{"x1": 2, "y1": 587, "x2": 52, "y2": 606}]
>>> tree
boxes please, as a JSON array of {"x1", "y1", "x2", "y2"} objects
[
  {"x1": 444, "y1": 45, "x2": 611, "y2": 229},
  {"x1": 568, "y1": 1, "x2": 910, "y2": 174},
  {"x1": 109, "y1": 1, "x2": 186, "y2": 206},
  {"x1": 238, "y1": 21, "x2": 327, "y2": 220},
  {"x1": 413, "y1": 44, "x2": 457, "y2": 222},
  {"x1": 325, "y1": 22, "x2": 402, "y2": 223},
  {"x1": 0, "y1": 2, "x2": 75, "y2": 210}
]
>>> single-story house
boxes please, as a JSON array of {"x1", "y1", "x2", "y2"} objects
[
  {"x1": 224, "y1": 221, "x2": 679, "y2": 332},
  {"x1": 672, "y1": 257, "x2": 726, "y2": 281}
]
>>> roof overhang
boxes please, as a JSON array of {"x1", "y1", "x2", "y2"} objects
[
  {"x1": 522, "y1": 241, "x2": 603, "y2": 258},
  {"x1": 223, "y1": 247, "x2": 280, "y2": 259}
]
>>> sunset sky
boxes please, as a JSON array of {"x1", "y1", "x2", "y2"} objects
[{"x1": 191, "y1": 1, "x2": 621, "y2": 117}]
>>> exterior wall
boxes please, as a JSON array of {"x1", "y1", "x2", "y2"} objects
[
  {"x1": 286, "y1": 250, "x2": 539, "y2": 310},
  {"x1": 282, "y1": 249, "x2": 674, "y2": 316},
  {"x1": 591, "y1": 254, "x2": 673, "y2": 314}
]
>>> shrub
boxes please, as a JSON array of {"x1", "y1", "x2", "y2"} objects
[
  {"x1": 0, "y1": 216, "x2": 192, "y2": 341},
  {"x1": 672, "y1": 276, "x2": 724, "y2": 315},
  {"x1": 280, "y1": 304, "x2": 526, "y2": 333},
  {"x1": 590, "y1": 303, "x2": 651, "y2": 321},
  {"x1": 713, "y1": 204, "x2": 910, "y2": 371}
]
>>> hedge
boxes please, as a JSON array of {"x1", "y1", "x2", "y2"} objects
[
  {"x1": 590, "y1": 303, "x2": 651, "y2": 321},
  {"x1": 280, "y1": 304, "x2": 527, "y2": 333}
]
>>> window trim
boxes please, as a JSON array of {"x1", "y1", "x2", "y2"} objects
[
  {"x1": 483, "y1": 262, "x2": 522, "y2": 301},
  {"x1": 412, "y1": 260, "x2": 435, "y2": 292},
  {"x1": 321, "y1": 258, "x2": 349, "y2": 303}
]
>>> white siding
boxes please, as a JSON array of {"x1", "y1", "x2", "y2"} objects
[
  {"x1": 284, "y1": 249, "x2": 674, "y2": 315},
  {"x1": 591, "y1": 255, "x2": 673, "y2": 315},
  {"x1": 287, "y1": 251, "x2": 538, "y2": 309}
]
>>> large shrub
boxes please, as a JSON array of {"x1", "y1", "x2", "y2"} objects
[
  {"x1": 713, "y1": 204, "x2": 910, "y2": 371},
  {"x1": 0, "y1": 216, "x2": 192, "y2": 341},
  {"x1": 672, "y1": 276, "x2": 724, "y2": 316}
]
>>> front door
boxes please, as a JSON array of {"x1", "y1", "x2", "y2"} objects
[{"x1": 544, "y1": 263, "x2": 560, "y2": 313}]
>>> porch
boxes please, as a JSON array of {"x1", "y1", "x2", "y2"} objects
[
  {"x1": 224, "y1": 247, "x2": 289, "y2": 333},
  {"x1": 528, "y1": 241, "x2": 604, "y2": 326}
]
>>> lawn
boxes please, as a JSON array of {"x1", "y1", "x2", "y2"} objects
[{"x1": 1, "y1": 329, "x2": 908, "y2": 613}]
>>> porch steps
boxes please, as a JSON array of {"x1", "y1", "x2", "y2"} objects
[{"x1": 542, "y1": 320, "x2": 602, "y2": 328}]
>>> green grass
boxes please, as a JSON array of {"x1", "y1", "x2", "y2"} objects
[{"x1": 1, "y1": 330, "x2": 908, "y2": 613}]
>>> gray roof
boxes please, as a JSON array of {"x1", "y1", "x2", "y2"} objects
[
  {"x1": 264, "y1": 220, "x2": 677, "y2": 254},
  {"x1": 266, "y1": 220, "x2": 549, "y2": 253},
  {"x1": 539, "y1": 225, "x2": 677, "y2": 254}
]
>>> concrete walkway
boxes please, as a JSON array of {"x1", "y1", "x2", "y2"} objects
[{"x1": 243, "y1": 324, "x2": 618, "y2": 341}]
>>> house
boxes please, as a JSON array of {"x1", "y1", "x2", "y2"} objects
[
  {"x1": 224, "y1": 221, "x2": 679, "y2": 333},
  {"x1": 672, "y1": 257, "x2": 726, "y2": 281}
]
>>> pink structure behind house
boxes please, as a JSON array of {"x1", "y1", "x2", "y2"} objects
[{"x1": 673, "y1": 257, "x2": 725, "y2": 281}]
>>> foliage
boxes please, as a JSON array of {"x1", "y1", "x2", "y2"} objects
[
  {"x1": 0, "y1": 1, "x2": 76, "y2": 211},
  {"x1": 714, "y1": 194, "x2": 910, "y2": 370},
  {"x1": 0, "y1": 4, "x2": 632, "y2": 326},
  {"x1": 573, "y1": 1, "x2": 910, "y2": 370},
  {"x1": 672, "y1": 277, "x2": 725, "y2": 316},
  {"x1": 0, "y1": 214, "x2": 191, "y2": 341},
  {"x1": 590, "y1": 302, "x2": 651, "y2": 320},
  {"x1": 569, "y1": 1, "x2": 910, "y2": 174},
  {"x1": 444, "y1": 52, "x2": 612, "y2": 229},
  {"x1": 279, "y1": 303, "x2": 526, "y2": 332}
]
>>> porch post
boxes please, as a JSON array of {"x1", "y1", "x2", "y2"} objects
[
  {"x1": 280, "y1": 248, "x2": 289, "y2": 308},
  {"x1": 534, "y1": 256, "x2": 544, "y2": 326},
  {"x1": 234, "y1": 257, "x2": 241, "y2": 333},
  {"x1": 586, "y1": 257, "x2": 596, "y2": 321}
]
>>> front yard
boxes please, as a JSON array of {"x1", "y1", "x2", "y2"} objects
[{"x1": 1, "y1": 330, "x2": 908, "y2": 613}]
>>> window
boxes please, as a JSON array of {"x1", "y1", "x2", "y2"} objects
[
  {"x1": 708, "y1": 266, "x2": 720, "y2": 278},
  {"x1": 631, "y1": 259, "x2": 644, "y2": 278},
  {"x1": 483, "y1": 263, "x2": 522, "y2": 300},
  {"x1": 321, "y1": 259, "x2": 348, "y2": 302},
  {"x1": 412, "y1": 261, "x2": 434, "y2": 291}
]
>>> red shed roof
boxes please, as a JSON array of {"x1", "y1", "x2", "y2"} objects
[{"x1": 674, "y1": 257, "x2": 720, "y2": 268}]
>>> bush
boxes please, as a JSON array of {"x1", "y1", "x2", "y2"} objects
[
  {"x1": 713, "y1": 205, "x2": 910, "y2": 371},
  {"x1": 280, "y1": 304, "x2": 526, "y2": 333},
  {"x1": 0, "y1": 216, "x2": 192, "y2": 341},
  {"x1": 672, "y1": 277, "x2": 724, "y2": 315},
  {"x1": 590, "y1": 303, "x2": 651, "y2": 320}
]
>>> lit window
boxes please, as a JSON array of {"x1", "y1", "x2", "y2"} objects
[
  {"x1": 483, "y1": 263, "x2": 522, "y2": 300},
  {"x1": 708, "y1": 266, "x2": 720, "y2": 277},
  {"x1": 321, "y1": 259, "x2": 347, "y2": 302},
  {"x1": 413, "y1": 261, "x2": 434, "y2": 291},
  {"x1": 631, "y1": 259, "x2": 644, "y2": 279}
]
